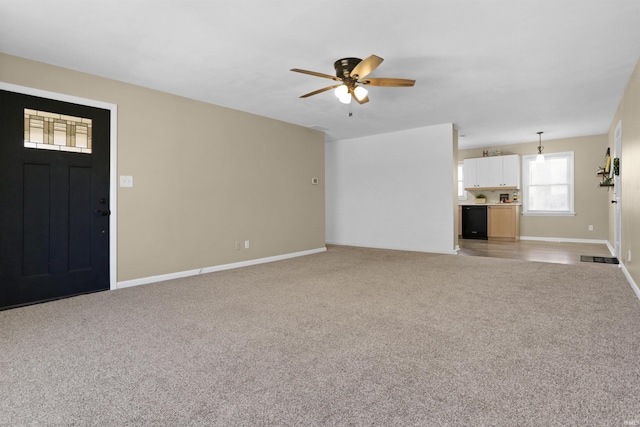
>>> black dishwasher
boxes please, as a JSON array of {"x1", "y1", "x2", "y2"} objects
[{"x1": 462, "y1": 205, "x2": 488, "y2": 239}]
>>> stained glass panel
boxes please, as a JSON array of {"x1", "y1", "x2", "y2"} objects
[{"x1": 24, "y1": 109, "x2": 92, "y2": 154}]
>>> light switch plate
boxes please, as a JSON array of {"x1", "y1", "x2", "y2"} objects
[{"x1": 120, "y1": 175, "x2": 133, "y2": 188}]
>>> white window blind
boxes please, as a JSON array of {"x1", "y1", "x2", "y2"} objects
[{"x1": 522, "y1": 152, "x2": 575, "y2": 216}]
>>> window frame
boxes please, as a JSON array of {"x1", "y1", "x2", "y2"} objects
[
  {"x1": 457, "y1": 161, "x2": 467, "y2": 200},
  {"x1": 522, "y1": 151, "x2": 575, "y2": 216}
]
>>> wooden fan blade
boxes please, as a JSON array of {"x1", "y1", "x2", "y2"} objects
[
  {"x1": 349, "y1": 55, "x2": 384, "y2": 79},
  {"x1": 300, "y1": 84, "x2": 342, "y2": 98},
  {"x1": 360, "y1": 77, "x2": 415, "y2": 87},
  {"x1": 290, "y1": 68, "x2": 340, "y2": 81}
]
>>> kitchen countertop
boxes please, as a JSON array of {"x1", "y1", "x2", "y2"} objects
[{"x1": 459, "y1": 202, "x2": 522, "y2": 206}]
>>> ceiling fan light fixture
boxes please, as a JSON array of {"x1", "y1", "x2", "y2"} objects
[
  {"x1": 291, "y1": 55, "x2": 415, "y2": 106},
  {"x1": 354, "y1": 86, "x2": 368, "y2": 101},
  {"x1": 338, "y1": 94, "x2": 352, "y2": 104},
  {"x1": 334, "y1": 85, "x2": 348, "y2": 98},
  {"x1": 335, "y1": 85, "x2": 351, "y2": 104}
]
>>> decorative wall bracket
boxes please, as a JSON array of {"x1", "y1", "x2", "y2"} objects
[{"x1": 597, "y1": 148, "x2": 615, "y2": 188}]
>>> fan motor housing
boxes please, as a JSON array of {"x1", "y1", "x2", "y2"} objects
[{"x1": 334, "y1": 58, "x2": 362, "y2": 79}]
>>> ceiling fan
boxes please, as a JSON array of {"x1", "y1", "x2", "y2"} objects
[{"x1": 290, "y1": 55, "x2": 415, "y2": 104}]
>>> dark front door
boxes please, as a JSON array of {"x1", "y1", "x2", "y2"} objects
[{"x1": 0, "y1": 90, "x2": 110, "y2": 310}]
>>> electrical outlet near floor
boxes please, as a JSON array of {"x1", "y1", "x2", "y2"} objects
[
  {"x1": 588, "y1": 225, "x2": 593, "y2": 231},
  {"x1": 244, "y1": 240, "x2": 250, "y2": 249},
  {"x1": 628, "y1": 250, "x2": 632, "y2": 263}
]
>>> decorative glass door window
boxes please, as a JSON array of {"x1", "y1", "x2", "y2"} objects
[{"x1": 24, "y1": 109, "x2": 92, "y2": 154}]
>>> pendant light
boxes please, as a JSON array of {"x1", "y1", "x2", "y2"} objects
[{"x1": 536, "y1": 131, "x2": 545, "y2": 163}]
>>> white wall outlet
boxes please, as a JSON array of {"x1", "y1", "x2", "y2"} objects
[
  {"x1": 119, "y1": 175, "x2": 133, "y2": 188},
  {"x1": 588, "y1": 225, "x2": 593, "y2": 231},
  {"x1": 628, "y1": 250, "x2": 632, "y2": 263},
  {"x1": 244, "y1": 240, "x2": 250, "y2": 249}
]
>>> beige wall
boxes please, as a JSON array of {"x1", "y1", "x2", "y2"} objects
[
  {"x1": 1, "y1": 53, "x2": 326, "y2": 282},
  {"x1": 609, "y1": 58, "x2": 640, "y2": 285},
  {"x1": 459, "y1": 134, "x2": 610, "y2": 240}
]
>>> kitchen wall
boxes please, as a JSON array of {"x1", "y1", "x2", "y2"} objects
[
  {"x1": 326, "y1": 124, "x2": 457, "y2": 254},
  {"x1": 608, "y1": 57, "x2": 640, "y2": 290},
  {"x1": 459, "y1": 134, "x2": 609, "y2": 241},
  {"x1": 0, "y1": 53, "x2": 326, "y2": 283}
]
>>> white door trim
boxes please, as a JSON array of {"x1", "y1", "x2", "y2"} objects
[
  {"x1": 613, "y1": 120, "x2": 622, "y2": 260},
  {"x1": 0, "y1": 82, "x2": 118, "y2": 291}
]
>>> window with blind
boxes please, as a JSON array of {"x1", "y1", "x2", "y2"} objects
[{"x1": 522, "y1": 152, "x2": 575, "y2": 216}]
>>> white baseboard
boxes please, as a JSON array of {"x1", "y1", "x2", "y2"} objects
[
  {"x1": 117, "y1": 269, "x2": 202, "y2": 289},
  {"x1": 199, "y1": 247, "x2": 326, "y2": 274},
  {"x1": 326, "y1": 240, "x2": 457, "y2": 255},
  {"x1": 602, "y1": 242, "x2": 640, "y2": 301},
  {"x1": 520, "y1": 236, "x2": 610, "y2": 245},
  {"x1": 117, "y1": 247, "x2": 327, "y2": 289},
  {"x1": 619, "y1": 261, "x2": 640, "y2": 301}
]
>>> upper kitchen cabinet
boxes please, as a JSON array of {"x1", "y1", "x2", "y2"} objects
[
  {"x1": 464, "y1": 154, "x2": 520, "y2": 190},
  {"x1": 489, "y1": 155, "x2": 520, "y2": 188},
  {"x1": 463, "y1": 158, "x2": 491, "y2": 189}
]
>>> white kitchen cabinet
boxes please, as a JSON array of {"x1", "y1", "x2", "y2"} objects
[
  {"x1": 463, "y1": 158, "x2": 477, "y2": 189},
  {"x1": 501, "y1": 155, "x2": 520, "y2": 188},
  {"x1": 463, "y1": 158, "x2": 491, "y2": 189},
  {"x1": 489, "y1": 155, "x2": 520, "y2": 188},
  {"x1": 464, "y1": 155, "x2": 520, "y2": 190}
]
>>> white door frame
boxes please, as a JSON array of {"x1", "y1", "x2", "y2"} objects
[
  {"x1": 0, "y1": 82, "x2": 118, "y2": 290},
  {"x1": 613, "y1": 120, "x2": 622, "y2": 260}
]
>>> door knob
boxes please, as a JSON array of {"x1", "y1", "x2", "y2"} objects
[
  {"x1": 95, "y1": 209, "x2": 111, "y2": 216},
  {"x1": 611, "y1": 200, "x2": 618, "y2": 204}
]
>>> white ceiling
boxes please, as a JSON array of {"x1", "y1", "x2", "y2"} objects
[{"x1": 1, "y1": 0, "x2": 639, "y2": 149}]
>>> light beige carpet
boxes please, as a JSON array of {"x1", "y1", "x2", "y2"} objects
[{"x1": 1, "y1": 245, "x2": 639, "y2": 426}]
